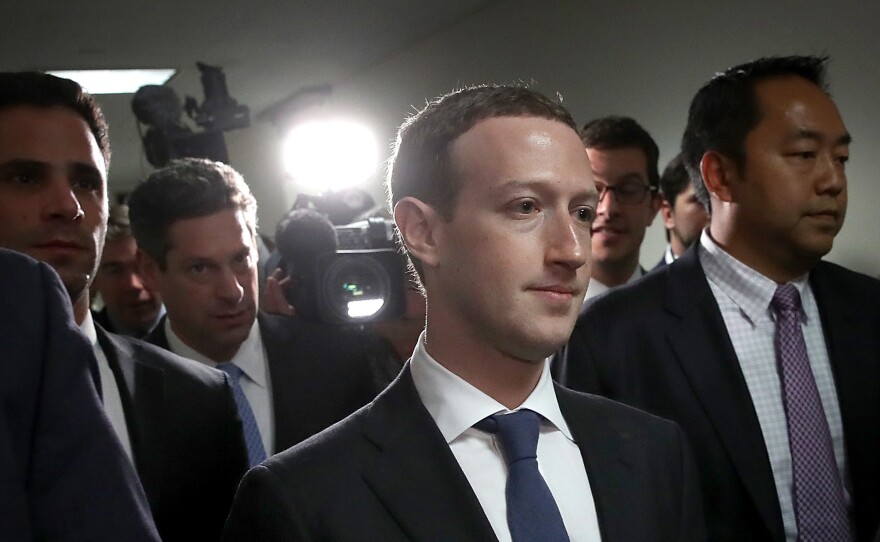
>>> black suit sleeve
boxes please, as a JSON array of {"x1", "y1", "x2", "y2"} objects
[
  {"x1": 674, "y1": 424, "x2": 707, "y2": 541},
  {"x1": 0, "y1": 253, "x2": 159, "y2": 541}
]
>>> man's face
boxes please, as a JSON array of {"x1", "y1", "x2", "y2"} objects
[
  {"x1": 725, "y1": 76, "x2": 849, "y2": 276},
  {"x1": 0, "y1": 105, "x2": 107, "y2": 304},
  {"x1": 662, "y1": 182, "x2": 709, "y2": 255},
  {"x1": 93, "y1": 235, "x2": 163, "y2": 335},
  {"x1": 588, "y1": 146, "x2": 660, "y2": 273},
  {"x1": 427, "y1": 116, "x2": 597, "y2": 362},
  {"x1": 141, "y1": 209, "x2": 258, "y2": 362}
]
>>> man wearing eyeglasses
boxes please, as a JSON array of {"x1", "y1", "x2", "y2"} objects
[{"x1": 580, "y1": 116, "x2": 661, "y2": 305}]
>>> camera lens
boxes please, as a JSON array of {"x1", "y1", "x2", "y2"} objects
[{"x1": 323, "y1": 255, "x2": 389, "y2": 320}]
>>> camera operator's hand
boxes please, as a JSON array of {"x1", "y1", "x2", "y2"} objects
[{"x1": 262, "y1": 268, "x2": 295, "y2": 316}]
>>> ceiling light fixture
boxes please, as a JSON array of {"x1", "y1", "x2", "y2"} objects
[{"x1": 46, "y1": 69, "x2": 176, "y2": 94}]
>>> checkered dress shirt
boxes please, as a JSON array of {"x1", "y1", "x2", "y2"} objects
[{"x1": 699, "y1": 232, "x2": 849, "y2": 541}]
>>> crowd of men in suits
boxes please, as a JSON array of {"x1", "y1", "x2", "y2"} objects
[{"x1": 1, "y1": 53, "x2": 878, "y2": 542}]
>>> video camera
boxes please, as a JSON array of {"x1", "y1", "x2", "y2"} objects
[
  {"x1": 133, "y1": 62, "x2": 249, "y2": 168},
  {"x1": 276, "y1": 191, "x2": 406, "y2": 325}
]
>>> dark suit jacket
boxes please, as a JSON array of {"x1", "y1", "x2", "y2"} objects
[
  {"x1": 0, "y1": 249, "x2": 159, "y2": 541},
  {"x1": 652, "y1": 254, "x2": 669, "y2": 272},
  {"x1": 96, "y1": 324, "x2": 249, "y2": 542},
  {"x1": 223, "y1": 364, "x2": 706, "y2": 541},
  {"x1": 149, "y1": 312, "x2": 396, "y2": 453},
  {"x1": 555, "y1": 244, "x2": 880, "y2": 541}
]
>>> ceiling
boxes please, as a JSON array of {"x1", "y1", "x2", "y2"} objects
[{"x1": 1, "y1": 0, "x2": 497, "y2": 190}]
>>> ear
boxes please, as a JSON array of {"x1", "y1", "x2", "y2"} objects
[
  {"x1": 394, "y1": 197, "x2": 442, "y2": 269},
  {"x1": 648, "y1": 191, "x2": 662, "y2": 222},
  {"x1": 136, "y1": 249, "x2": 161, "y2": 292},
  {"x1": 660, "y1": 198, "x2": 675, "y2": 229},
  {"x1": 700, "y1": 151, "x2": 736, "y2": 203}
]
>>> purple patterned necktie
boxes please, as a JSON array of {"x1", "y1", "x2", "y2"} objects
[{"x1": 771, "y1": 284, "x2": 851, "y2": 541}]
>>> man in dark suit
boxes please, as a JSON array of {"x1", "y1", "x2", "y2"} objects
[
  {"x1": 652, "y1": 153, "x2": 708, "y2": 270},
  {"x1": 557, "y1": 55, "x2": 880, "y2": 541},
  {"x1": 92, "y1": 204, "x2": 165, "y2": 338},
  {"x1": 0, "y1": 248, "x2": 160, "y2": 541},
  {"x1": 223, "y1": 85, "x2": 705, "y2": 541},
  {"x1": 128, "y1": 158, "x2": 394, "y2": 459},
  {"x1": 0, "y1": 71, "x2": 248, "y2": 542},
  {"x1": 579, "y1": 116, "x2": 661, "y2": 305}
]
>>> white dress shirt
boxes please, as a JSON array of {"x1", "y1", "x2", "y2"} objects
[
  {"x1": 410, "y1": 333, "x2": 601, "y2": 542},
  {"x1": 699, "y1": 231, "x2": 848, "y2": 541},
  {"x1": 81, "y1": 311, "x2": 134, "y2": 461},
  {"x1": 664, "y1": 245, "x2": 676, "y2": 265},
  {"x1": 166, "y1": 319, "x2": 275, "y2": 454},
  {"x1": 583, "y1": 265, "x2": 644, "y2": 303}
]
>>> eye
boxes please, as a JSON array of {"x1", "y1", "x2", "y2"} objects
[
  {"x1": 509, "y1": 199, "x2": 539, "y2": 216},
  {"x1": 574, "y1": 206, "x2": 595, "y2": 223},
  {"x1": 617, "y1": 183, "x2": 644, "y2": 198},
  {"x1": 518, "y1": 200, "x2": 536, "y2": 213},
  {"x1": 836, "y1": 154, "x2": 849, "y2": 166},
  {"x1": 73, "y1": 176, "x2": 103, "y2": 191},
  {"x1": 189, "y1": 263, "x2": 208, "y2": 274},
  {"x1": 10, "y1": 173, "x2": 36, "y2": 184}
]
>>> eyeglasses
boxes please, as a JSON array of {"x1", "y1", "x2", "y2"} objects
[{"x1": 595, "y1": 179, "x2": 657, "y2": 205}]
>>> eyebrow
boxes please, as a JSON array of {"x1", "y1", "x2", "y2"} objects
[
  {"x1": 502, "y1": 178, "x2": 599, "y2": 201},
  {"x1": 0, "y1": 158, "x2": 105, "y2": 178},
  {"x1": 792, "y1": 128, "x2": 852, "y2": 147},
  {"x1": 0, "y1": 158, "x2": 47, "y2": 173}
]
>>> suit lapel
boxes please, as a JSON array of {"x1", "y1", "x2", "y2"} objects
[
  {"x1": 258, "y1": 313, "x2": 302, "y2": 452},
  {"x1": 556, "y1": 385, "x2": 634, "y2": 541},
  {"x1": 360, "y1": 366, "x2": 498, "y2": 542},
  {"x1": 96, "y1": 325, "x2": 166, "y2": 480},
  {"x1": 662, "y1": 247, "x2": 784, "y2": 540},
  {"x1": 811, "y1": 263, "x2": 880, "y2": 538}
]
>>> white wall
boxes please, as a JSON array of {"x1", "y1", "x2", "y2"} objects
[{"x1": 235, "y1": 0, "x2": 880, "y2": 275}]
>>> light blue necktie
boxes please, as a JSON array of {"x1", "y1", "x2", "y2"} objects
[
  {"x1": 476, "y1": 409, "x2": 570, "y2": 542},
  {"x1": 216, "y1": 362, "x2": 267, "y2": 467}
]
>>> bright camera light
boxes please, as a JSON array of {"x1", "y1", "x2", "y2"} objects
[
  {"x1": 282, "y1": 120, "x2": 378, "y2": 193},
  {"x1": 347, "y1": 298, "x2": 385, "y2": 318}
]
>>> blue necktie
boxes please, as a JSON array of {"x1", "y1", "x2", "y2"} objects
[
  {"x1": 216, "y1": 362, "x2": 267, "y2": 467},
  {"x1": 476, "y1": 409, "x2": 570, "y2": 542}
]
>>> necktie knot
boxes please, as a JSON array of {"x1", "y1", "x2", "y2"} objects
[
  {"x1": 771, "y1": 284, "x2": 802, "y2": 315},
  {"x1": 476, "y1": 410, "x2": 541, "y2": 469}
]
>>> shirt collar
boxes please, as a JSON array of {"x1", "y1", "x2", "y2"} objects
[
  {"x1": 664, "y1": 245, "x2": 676, "y2": 265},
  {"x1": 165, "y1": 318, "x2": 268, "y2": 387},
  {"x1": 79, "y1": 309, "x2": 98, "y2": 347},
  {"x1": 584, "y1": 265, "x2": 644, "y2": 301},
  {"x1": 700, "y1": 230, "x2": 810, "y2": 323},
  {"x1": 409, "y1": 331, "x2": 573, "y2": 444}
]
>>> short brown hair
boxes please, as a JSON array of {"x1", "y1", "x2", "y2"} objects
[
  {"x1": 128, "y1": 158, "x2": 257, "y2": 269},
  {"x1": 0, "y1": 71, "x2": 110, "y2": 172},
  {"x1": 386, "y1": 84, "x2": 577, "y2": 284}
]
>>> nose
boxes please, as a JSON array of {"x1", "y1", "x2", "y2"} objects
[
  {"x1": 545, "y1": 212, "x2": 588, "y2": 270},
  {"x1": 816, "y1": 152, "x2": 846, "y2": 196},
  {"x1": 596, "y1": 185, "x2": 619, "y2": 217},
  {"x1": 43, "y1": 177, "x2": 84, "y2": 222},
  {"x1": 128, "y1": 270, "x2": 146, "y2": 290},
  {"x1": 216, "y1": 267, "x2": 245, "y2": 304}
]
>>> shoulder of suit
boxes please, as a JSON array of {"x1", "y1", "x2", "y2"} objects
[
  {"x1": 101, "y1": 329, "x2": 228, "y2": 387},
  {"x1": 263, "y1": 398, "x2": 374, "y2": 477},
  {"x1": 557, "y1": 385, "x2": 681, "y2": 435}
]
